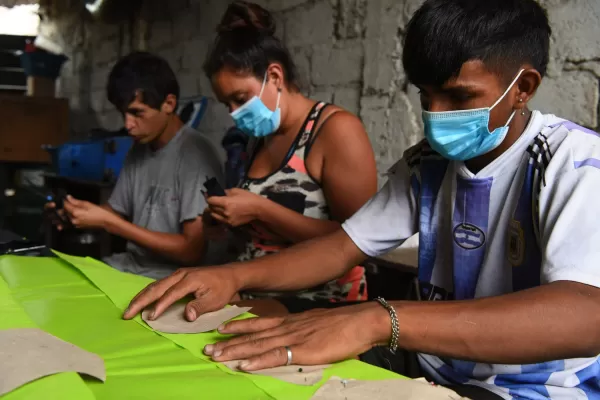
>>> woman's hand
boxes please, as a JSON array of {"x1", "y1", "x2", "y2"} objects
[
  {"x1": 123, "y1": 266, "x2": 240, "y2": 321},
  {"x1": 202, "y1": 208, "x2": 230, "y2": 241},
  {"x1": 207, "y1": 188, "x2": 265, "y2": 227},
  {"x1": 204, "y1": 302, "x2": 389, "y2": 371}
]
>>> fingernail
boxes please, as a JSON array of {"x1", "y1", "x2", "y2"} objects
[
  {"x1": 239, "y1": 361, "x2": 250, "y2": 370},
  {"x1": 123, "y1": 307, "x2": 130, "y2": 316},
  {"x1": 148, "y1": 310, "x2": 155, "y2": 320},
  {"x1": 217, "y1": 324, "x2": 226, "y2": 333},
  {"x1": 204, "y1": 344, "x2": 214, "y2": 355},
  {"x1": 213, "y1": 349, "x2": 222, "y2": 357},
  {"x1": 188, "y1": 308, "x2": 196, "y2": 321}
]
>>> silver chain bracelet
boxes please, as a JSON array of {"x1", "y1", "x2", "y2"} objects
[{"x1": 375, "y1": 297, "x2": 399, "y2": 354}]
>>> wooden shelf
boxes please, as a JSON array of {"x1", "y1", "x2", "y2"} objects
[{"x1": 0, "y1": 95, "x2": 69, "y2": 163}]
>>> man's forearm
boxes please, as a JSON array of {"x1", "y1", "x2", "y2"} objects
[
  {"x1": 370, "y1": 281, "x2": 600, "y2": 364},
  {"x1": 231, "y1": 228, "x2": 365, "y2": 293},
  {"x1": 106, "y1": 218, "x2": 203, "y2": 265},
  {"x1": 100, "y1": 203, "x2": 124, "y2": 218}
]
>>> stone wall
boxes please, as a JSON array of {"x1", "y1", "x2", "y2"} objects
[{"x1": 57, "y1": 0, "x2": 600, "y2": 179}]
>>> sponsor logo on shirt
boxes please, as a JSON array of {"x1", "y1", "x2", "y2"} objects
[
  {"x1": 453, "y1": 223, "x2": 485, "y2": 250},
  {"x1": 507, "y1": 219, "x2": 525, "y2": 266},
  {"x1": 420, "y1": 283, "x2": 454, "y2": 301}
]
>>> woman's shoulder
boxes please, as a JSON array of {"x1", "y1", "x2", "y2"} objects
[{"x1": 313, "y1": 104, "x2": 369, "y2": 146}]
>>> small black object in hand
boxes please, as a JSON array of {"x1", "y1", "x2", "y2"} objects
[
  {"x1": 45, "y1": 189, "x2": 72, "y2": 229},
  {"x1": 203, "y1": 176, "x2": 226, "y2": 197},
  {"x1": 51, "y1": 189, "x2": 68, "y2": 209}
]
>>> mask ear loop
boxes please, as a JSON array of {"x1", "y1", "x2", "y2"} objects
[
  {"x1": 490, "y1": 69, "x2": 525, "y2": 110},
  {"x1": 490, "y1": 69, "x2": 525, "y2": 129},
  {"x1": 264, "y1": 87, "x2": 282, "y2": 146},
  {"x1": 259, "y1": 71, "x2": 268, "y2": 98},
  {"x1": 504, "y1": 109, "x2": 517, "y2": 127},
  {"x1": 259, "y1": 71, "x2": 282, "y2": 110},
  {"x1": 275, "y1": 87, "x2": 282, "y2": 109}
]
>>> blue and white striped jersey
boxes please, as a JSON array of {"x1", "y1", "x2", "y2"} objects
[{"x1": 343, "y1": 111, "x2": 600, "y2": 399}]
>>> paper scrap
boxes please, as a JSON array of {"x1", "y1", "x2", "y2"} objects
[
  {"x1": 223, "y1": 361, "x2": 330, "y2": 386},
  {"x1": 310, "y1": 376, "x2": 470, "y2": 400},
  {"x1": 0, "y1": 328, "x2": 106, "y2": 396},
  {"x1": 142, "y1": 303, "x2": 252, "y2": 334}
]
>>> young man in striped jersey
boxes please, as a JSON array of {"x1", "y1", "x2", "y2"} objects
[{"x1": 124, "y1": 1, "x2": 600, "y2": 398}]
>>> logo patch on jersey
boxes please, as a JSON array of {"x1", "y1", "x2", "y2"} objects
[
  {"x1": 420, "y1": 283, "x2": 454, "y2": 301},
  {"x1": 507, "y1": 219, "x2": 525, "y2": 266},
  {"x1": 453, "y1": 223, "x2": 485, "y2": 250}
]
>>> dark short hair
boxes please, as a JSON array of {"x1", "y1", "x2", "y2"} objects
[
  {"x1": 203, "y1": 1, "x2": 298, "y2": 88},
  {"x1": 107, "y1": 51, "x2": 180, "y2": 112},
  {"x1": 403, "y1": 0, "x2": 552, "y2": 87}
]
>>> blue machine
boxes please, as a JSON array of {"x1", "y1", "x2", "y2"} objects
[
  {"x1": 44, "y1": 136, "x2": 133, "y2": 182},
  {"x1": 20, "y1": 50, "x2": 68, "y2": 79},
  {"x1": 104, "y1": 136, "x2": 135, "y2": 181}
]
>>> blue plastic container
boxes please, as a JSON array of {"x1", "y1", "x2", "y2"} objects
[
  {"x1": 20, "y1": 51, "x2": 68, "y2": 79},
  {"x1": 104, "y1": 137, "x2": 134, "y2": 181}
]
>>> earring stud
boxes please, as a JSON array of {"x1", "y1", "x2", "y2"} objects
[{"x1": 519, "y1": 98, "x2": 525, "y2": 115}]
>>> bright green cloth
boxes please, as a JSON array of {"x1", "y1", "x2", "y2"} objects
[
  {"x1": 0, "y1": 275, "x2": 96, "y2": 400},
  {"x1": 0, "y1": 253, "x2": 400, "y2": 399}
]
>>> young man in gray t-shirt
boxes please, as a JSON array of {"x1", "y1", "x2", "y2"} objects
[{"x1": 54, "y1": 52, "x2": 224, "y2": 279}]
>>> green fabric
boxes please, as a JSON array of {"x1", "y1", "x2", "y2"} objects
[
  {"x1": 0, "y1": 253, "x2": 400, "y2": 399},
  {"x1": 0, "y1": 272, "x2": 96, "y2": 400}
]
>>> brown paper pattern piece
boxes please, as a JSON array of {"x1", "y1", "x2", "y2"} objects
[
  {"x1": 0, "y1": 328, "x2": 106, "y2": 396},
  {"x1": 310, "y1": 376, "x2": 471, "y2": 400},
  {"x1": 223, "y1": 361, "x2": 331, "y2": 386},
  {"x1": 142, "y1": 303, "x2": 252, "y2": 334}
]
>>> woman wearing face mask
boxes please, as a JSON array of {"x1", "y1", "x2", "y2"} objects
[{"x1": 201, "y1": 1, "x2": 378, "y2": 315}]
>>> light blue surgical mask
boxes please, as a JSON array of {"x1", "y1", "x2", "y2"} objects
[
  {"x1": 230, "y1": 73, "x2": 281, "y2": 137},
  {"x1": 422, "y1": 69, "x2": 524, "y2": 161}
]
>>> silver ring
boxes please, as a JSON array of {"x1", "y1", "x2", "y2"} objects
[{"x1": 285, "y1": 346, "x2": 293, "y2": 366}]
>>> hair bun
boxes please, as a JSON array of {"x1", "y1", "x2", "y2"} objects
[{"x1": 217, "y1": 1, "x2": 276, "y2": 36}]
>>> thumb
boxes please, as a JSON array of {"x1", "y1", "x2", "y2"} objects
[
  {"x1": 226, "y1": 188, "x2": 244, "y2": 196},
  {"x1": 66, "y1": 195, "x2": 82, "y2": 206},
  {"x1": 185, "y1": 298, "x2": 224, "y2": 321},
  {"x1": 207, "y1": 195, "x2": 226, "y2": 208}
]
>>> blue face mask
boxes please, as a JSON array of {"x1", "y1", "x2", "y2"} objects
[
  {"x1": 422, "y1": 69, "x2": 524, "y2": 161},
  {"x1": 231, "y1": 73, "x2": 281, "y2": 138}
]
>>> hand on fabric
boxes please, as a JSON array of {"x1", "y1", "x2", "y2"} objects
[
  {"x1": 123, "y1": 266, "x2": 240, "y2": 322},
  {"x1": 202, "y1": 208, "x2": 230, "y2": 241},
  {"x1": 204, "y1": 302, "x2": 387, "y2": 371},
  {"x1": 63, "y1": 196, "x2": 118, "y2": 230},
  {"x1": 207, "y1": 188, "x2": 265, "y2": 227}
]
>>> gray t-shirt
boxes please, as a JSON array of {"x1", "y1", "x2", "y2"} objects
[{"x1": 103, "y1": 125, "x2": 224, "y2": 279}]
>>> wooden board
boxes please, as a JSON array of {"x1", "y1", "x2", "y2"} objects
[
  {"x1": 0, "y1": 95, "x2": 68, "y2": 163},
  {"x1": 26, "y1": 76, "x2": 55, "y2": 97}
]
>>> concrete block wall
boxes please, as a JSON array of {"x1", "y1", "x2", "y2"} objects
[{"x1": 57, "y1": 0, "x2": 600, "y2": 180}]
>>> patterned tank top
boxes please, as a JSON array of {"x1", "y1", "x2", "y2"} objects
[{"x1": 237, "y1": 101, "x2": 367, "y2": 302}]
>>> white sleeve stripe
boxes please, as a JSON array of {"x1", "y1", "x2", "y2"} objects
[
  {"x1": 341, "y1": 223, "x2": 378, "y2": 257},
  {"x1": 544, "y1": 271, "x2": 600, "y2": 290}
]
